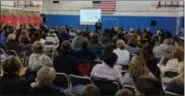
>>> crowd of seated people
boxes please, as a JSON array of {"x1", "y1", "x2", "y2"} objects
[{"x1": 0, "y1": 21, "x2": 184, "y2": 96}]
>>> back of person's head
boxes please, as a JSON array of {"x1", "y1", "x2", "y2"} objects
[
  {"x1": 77, "y1": 29, "x2": 82, "y2": 35},
  {"x1": 32, "y1": 41, "x2": 45, "y2": 54},
  {"x1": 90, "y1": 33, "x2": 98, "y2": 44},
  {"x1": 135, "y1": 76, "x2": 164, "y2": 96},
  {"x1": 116, "y1": 39, "x2": 125, "y2": 49},
  {"x1": 83, "y1": 84, "x2": 100, "y2": 96},
  {"x1": 36, "y1": 66, "x2": 56, "y2": 86},
  {"x1": 60, "y1": 40, "x2": 71, "y2": 54},
  {"x1": 82, "y1": 40, "x2": 88, "y2": 49},
  {"x1": 2, "y1": 56, "x2": 22, "y2": 75},
  {"x1": 128, "y1": 56, "x2": 150, "y2": 78},
  {"x1": 7, "y1": 33, "x2": 16, "y2": 41},
  {"x1": 127, "y1": 35, "x2": 138, "y2": 47},
  {"x1": 104, "y1": 43, "x2": 116, "y2": 54},
  {"x1": 116, "y1": 88, "x2": 134, "y2": 96},
  {"x1": 103, "y1": 52, "x2": 118, "y2": 67},
  {"x1": 163, "y1": 38, "x2": 171, "y2": 45}
]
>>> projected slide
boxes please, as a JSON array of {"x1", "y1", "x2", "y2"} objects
[{"x1": 80, "y1": 9, "x2": 101, "y2": 25}]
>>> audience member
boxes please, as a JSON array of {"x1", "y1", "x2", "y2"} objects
[
  {"x1": 18, "y1": 30, "x2": 30, "y2": 45},
  {"x1": 28, "y1": 41, "x2": 53, "y2": 71},
  {"x1": 0, "y1": 56, "x2": 30, "y2": 95},
  {"x1": 153, "y1": 38, "x2": 173, "y2": 59},
  {"x1": 125, "y1": 35, "x2": 140, "y2": 55},
  {"x1": 122, "y1": 56, "x2": 154, "y2": 86},
  {"x1": 28, "y1": 66, "x2": 64, "y2": 96},
  {"x1": 88, "y1": 33, "x2": 102, "y2": 49},
  {"x1": 113, "y1": 39, "x2": 130, "y2": 70},
  {"x1": 135, "y1": 76, "x2": 165, "y2": 96},
  {"x1": 6, "y1": 33, "x2": 22, "y2": 55},
  {"x1": 71, "y1": 30, "x2": 87, "y2": 48},
  {"x1": 76, "y1": 40, "x2": 96, "y2": 61},
  {"x1": 53, "y1": 40, "x2": 80, "y2": 75},
  {"x1": 165, "y1": 63, "x2": 184, "y2": 95},
  {"x1": 83, "y1": 84, "x2": 100, "y2": 96},
  {"x1": 91, "y1": 52, "x2": 123, "y2": 85},
  {"x1": 116, "y1": 88, "x2": 134, "y2": 96},
  {"x1": 58, "y1": 27, "x2": 69, "y2": 43}
]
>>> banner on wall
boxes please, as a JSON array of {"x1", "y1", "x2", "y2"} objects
[{"x1": 0, "y1": 16, "x2": 41, "y2": 26}]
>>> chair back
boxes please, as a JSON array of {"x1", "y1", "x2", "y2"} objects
[
  {"x1": 122, "y1": 65, "x2": 129, "y2": 70},
  {"x1": 0, "y1": 41, "x2": 7, "y2": 50},
  {"x1": 0, "y1": 48, "x2": 6, "y2": 61},
  {"x1": 92, "y1": 77, "x2": 120, "y2": 95},
  {"x1": 164, "y1": 71, "x2": 178, "y2": 78},
  {"x1": 6, "y1": 50, "x2": 18, "y2": 56},
  {"x1": 69, "y1": 74, "x2": 92, "y2": 86},
  {"x1": 165, "y1": 91, "x2": 183, "y2": 96},
  {"x1": 53, "y1": 73, "x2": 69, "y2": 89}
]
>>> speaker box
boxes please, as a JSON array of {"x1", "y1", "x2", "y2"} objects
[{"x1": 151, "y1": 20, "x2": 156, "y2": 26}]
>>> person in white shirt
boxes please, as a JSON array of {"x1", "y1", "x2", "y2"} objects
[
  {"x1": 91, "y1": 52, "x2": 123, "y2": 86},
  {"x1": 158, "y1": 48, "x2": 184, "y2": 83},
  {"x1": 113, "y1": 39, "x2": 130, "y2": 70}
]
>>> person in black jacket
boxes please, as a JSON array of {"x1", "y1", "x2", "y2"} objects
[
  {"x1": 76, "y1": 40, "x2": 96, "y2": 62},
  {"x1": 95, "y1": 19, "x2": 102, "y2": 32},
  {"x1": 53, "y1": 40, "x2": 80, "y2": 75},
  {"x1": 0, "y1": 56, "x2": 30, "y2": 96},
  {"x1": 28, "y1": 66, "x2": 64, "y2": 96},
  {"x1": 6, "y1": 33, "x2": 22, "y2": 55}
]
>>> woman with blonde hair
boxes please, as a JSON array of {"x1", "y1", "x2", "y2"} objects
[
  {"x1": 28, "y1": 41, "x2": 53, "y2": 71},
  {"x1": 122, "y1": 56, "x2": 154, "y2": 86},
  {"x1": 83, "y1": 84, "x2": 100, "y2": 96},
  {"x1": 166, "y1": 63, "x2": 184, "y2": 95},
  {"x1": 113, "y1": 39, "x2": 130, "y2": 70},
  {"x1": 28, "y1": 66, "x2": 64, "y2": 95}
]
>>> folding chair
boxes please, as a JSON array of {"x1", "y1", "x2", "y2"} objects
[
  {"x1": 0, "y1": 48, "x2": 6, "y2": 61},
  {"x1": 69, "y1": 74, "x2": 93, "y2": 95},
  {"x1": 6, "y1": 50, "x2": 18, "y2": 56},
  {"x1": 52, "y1": 73, "x2": 70, "y2": 93},
  {"x1": 0, "y1": 41, "x2": 7, "y2": 50},
  {"x1": 122, "y1": 65, "x2": 129, "y2": 70},
  {"x1": 165, "y1": 91, "x2": 184, "y2": 96},
  {"x1": 93, "y1": 77, "x2": 120, "y2": 95}
]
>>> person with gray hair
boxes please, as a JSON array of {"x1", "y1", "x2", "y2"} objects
[
  {"x1": 28, "y1": 66, "x2": 64, "y2": 95},
  {"x1": 153, "y1": 38, "x2": 173, "y2": 58},
  {"x1": 5, "y1": 33, "x2": 22, "y2": 56},
  {"x1": 53, "y1": 40, "x2": 80, "y2": 75}
]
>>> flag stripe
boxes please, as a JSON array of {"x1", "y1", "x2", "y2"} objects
[{"x1": 92, "y1": 0, "x2": 116, "y2": 12}]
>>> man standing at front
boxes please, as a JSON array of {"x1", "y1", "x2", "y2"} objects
[{"x1": 95, "y1": 19, "x2": 102, "y2": 32}]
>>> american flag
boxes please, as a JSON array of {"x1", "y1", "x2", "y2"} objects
[{"x1": 92, "y1": 0, "x2": 117, "y2": 12}]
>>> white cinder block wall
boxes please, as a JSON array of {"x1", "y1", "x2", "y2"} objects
[{"x1": 41, "y1": 1, "x2": 184, "y2": 17}]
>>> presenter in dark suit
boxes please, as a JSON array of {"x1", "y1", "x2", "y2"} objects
[{"x1": 95, "y1": 19, "x2": 102, "y2": 32}]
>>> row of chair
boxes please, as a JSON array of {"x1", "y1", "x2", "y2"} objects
[{"x1": 53, "y1": 73, "x2": 122, "y2": 96}]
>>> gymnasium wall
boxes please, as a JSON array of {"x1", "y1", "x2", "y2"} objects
[{"x1": 42, "y1": 1, "x2": 184, "y2": 36}]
